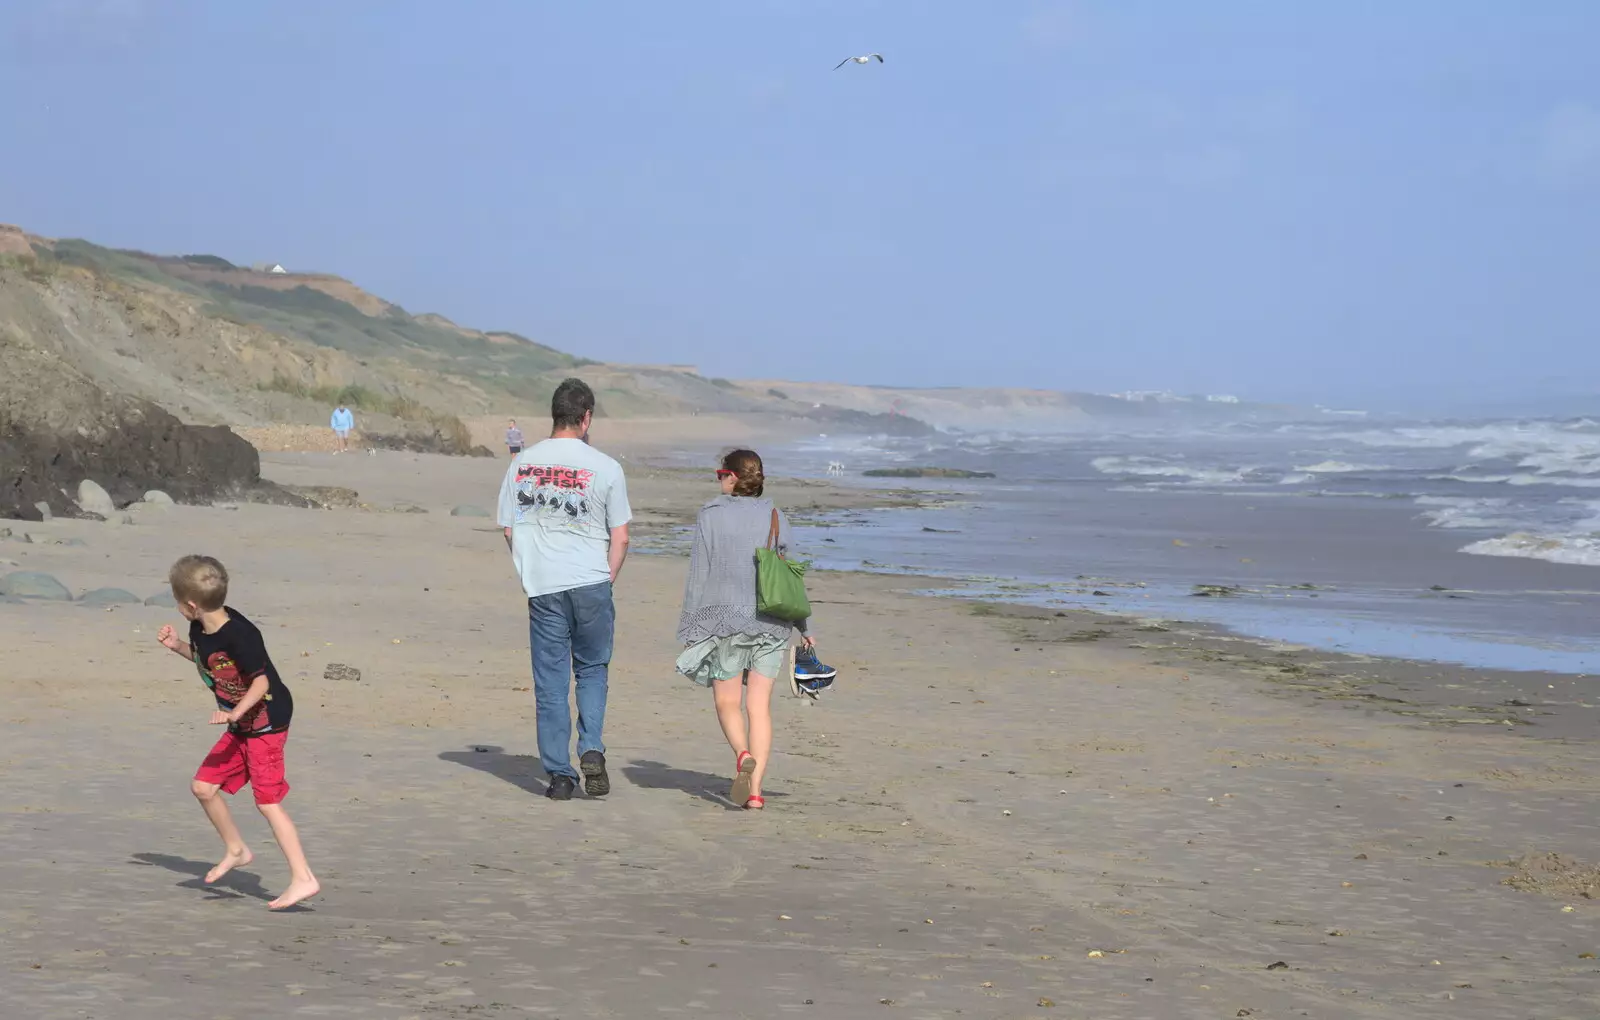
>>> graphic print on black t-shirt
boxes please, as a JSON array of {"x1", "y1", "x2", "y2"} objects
[{"x1": 190, "y1": 607, "x2": 294, "y2": 736}]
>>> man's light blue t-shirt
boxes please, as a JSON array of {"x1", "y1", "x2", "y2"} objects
[
  {"x1": 497, "y1": 438, "x2": 632, "y2": 598},
  {"x1": 330, "y1": 407, "x2": 354, "y2": 432}
]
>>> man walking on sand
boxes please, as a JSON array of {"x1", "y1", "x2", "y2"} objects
[
  {"x1": 505, "y1": 419, "x2": 524, "y2": 457},
  {"x1": 497, "y1": 379, "x2": 631, "y2": 801},
  {"x1": 330, "y1": 404, "x2": 354, "y2": 454}
]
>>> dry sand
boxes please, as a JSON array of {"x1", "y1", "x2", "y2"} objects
[{"x1": 2, "y1": 434, "x2": 1598, "y2": 1019}]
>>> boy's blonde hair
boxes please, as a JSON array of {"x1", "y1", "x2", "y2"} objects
[{"x1": 170, "y1": 555, "x2": 229, "y2": 611}]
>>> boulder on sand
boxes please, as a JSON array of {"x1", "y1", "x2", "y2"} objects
[
  {"x1": 2, "y1": 397, "x2": 270, "y2": 521},
  {"x1": 144, "y1": 590, "x2": 177, "y2": 608},
  {"x1": 0, "y1": 570, "x2": 72, "y2": 601},
  {"x1": 142, "y1": 490, "x2": 175, "y2": 505},
  {"x1": 451, "y1": 505, "x2": 492, "y2": 518},
  {"x1": 76, "y1": 479, "x2": 117, "y2": 517}
]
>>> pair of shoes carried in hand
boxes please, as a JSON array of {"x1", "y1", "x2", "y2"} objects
[{"x1": 792, "y1": 646, "x2": 837, "y2": 697}]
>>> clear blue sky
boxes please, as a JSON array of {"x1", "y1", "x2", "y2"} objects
[{"x1": 3, "y1": 1, "x2": 1598, "y2": 409}]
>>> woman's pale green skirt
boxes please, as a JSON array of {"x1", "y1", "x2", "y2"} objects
[{"x1": 676, "y1": 632, "x2": 788, "y2": 687}]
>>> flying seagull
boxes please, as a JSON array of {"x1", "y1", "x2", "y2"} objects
[{"x1": 834, "y1": 53, "x2": 884, "y2": 70}]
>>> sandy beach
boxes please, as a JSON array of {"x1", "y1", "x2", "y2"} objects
[{"x1": 2, "y1": 435, "x2": 1598, "y2": 1019}]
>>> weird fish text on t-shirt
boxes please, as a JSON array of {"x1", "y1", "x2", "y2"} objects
[
  {"x1": 514, "y1": 464, "x2": 595, "y2": 519},
  {"x1": 496, "y1": 438, "x2": 632, "y2": 598}
]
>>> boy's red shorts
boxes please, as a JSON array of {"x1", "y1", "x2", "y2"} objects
[{"x1": 194, "y1": 729, "x2": 290, "y2": 805}]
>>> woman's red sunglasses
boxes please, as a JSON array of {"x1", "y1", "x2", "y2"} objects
[{"x1": 716, "y1": 469, "x2": 736, "y2": 480}]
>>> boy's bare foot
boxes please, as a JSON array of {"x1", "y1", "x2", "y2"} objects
[
  {"x1": 268, "y1": 875, "x2": 320, "y2": 910},
  {"x1": 205, "y1": 846, "x2": 253, "y2": 884}
]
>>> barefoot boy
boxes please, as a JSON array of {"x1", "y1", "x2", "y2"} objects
[{"x1": 157, "y1": 555, "x2": 319, "y2": 910}]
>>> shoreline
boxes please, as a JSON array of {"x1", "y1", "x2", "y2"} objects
[
  {"x1": 684, "y1": 421, "x2": 1600, "y2": 677},
  {"x1": 797, "y1": 511, "x2": 1600, "y2": 678},
  {"x1": 941, "y1": 596, "x2": 1599, "y2": 742},
  {"x1": 634, "y1": 443, "x2": 1600, "y2": 737},
  {"x1": 617, "y1": 443, "x2": 1600, "y2": 715}
]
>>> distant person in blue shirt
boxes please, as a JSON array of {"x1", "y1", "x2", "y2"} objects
[
  {"x1": 505, "y1": 419, "x2": 525, "y2": 458},
  {"x1": 329, "y1": 405, "x2": 354, "y2": 454}
]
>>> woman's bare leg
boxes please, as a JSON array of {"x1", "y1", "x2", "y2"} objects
[
  {"x1": 712, "y1": 675, "x2": 748, "y2": 756},
  {"x1": 744, "y1": 671, "x2": 776, "y2": 798},
  {"x1": 715, "y1": 675, "x2": 758, "y2": 803}
]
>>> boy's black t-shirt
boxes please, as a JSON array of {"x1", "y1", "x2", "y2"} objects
[{"x1": 189, "y1": 607, "x2": 293, "y2": 735}]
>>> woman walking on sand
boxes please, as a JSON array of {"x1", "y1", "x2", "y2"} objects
[{"x1": 676, "y1": 450, "x2": 833, "y2": 809}]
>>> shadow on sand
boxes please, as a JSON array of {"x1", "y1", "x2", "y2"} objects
[
  {"x1": 129, "y1": 851, "x2": 281, "y2": 904},
  {"x1": 438, "y1": 747, "x2": 783, "y2": 811},
  {"x1": 438, "y1": 745, "x2": 549, "y2": 796},
  {"x1": 623, "y1": 759, "x2": 785, "y2": 811}
]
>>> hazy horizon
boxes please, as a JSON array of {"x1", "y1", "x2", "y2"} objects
[{"x1": 3, "y1": 1, "x2": 1598, "y2": 412}]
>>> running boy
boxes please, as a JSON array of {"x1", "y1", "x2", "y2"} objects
[{"x1": 157, "y1": 555, "x2": 319, "y2": 910}]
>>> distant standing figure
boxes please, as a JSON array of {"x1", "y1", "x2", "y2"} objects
[
  {"x1": 496, "y1": 379, "x2": 632, "y2": 801},
  {"x1": 505, "y1": 419, "x2": 525, "y2": 457},
  {"x1": 675, "y1": 449, "x2": 834, "y2": 810},
  {"x1": 330, "y1": 405, "x2": 354, "y2": 454}
]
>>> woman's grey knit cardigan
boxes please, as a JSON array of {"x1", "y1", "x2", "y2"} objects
[{"x1": 676, "y1": 495, "x2": 810, "y2": 645}]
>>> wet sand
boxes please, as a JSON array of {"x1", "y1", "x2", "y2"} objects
[{"x1": 1, "y1": 445, "x2": 1598, "y2": 1019}]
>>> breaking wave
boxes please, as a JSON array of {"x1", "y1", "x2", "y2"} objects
[
  {"x1": 1337, "y1": 422, "x2": 1600, "y2": 479},
  {"x1": 1430, "y1": 473, "x2": 1600, "y2": 489},
  {"x1": 1415, "y1": 496, "x2": 1517, "y2": 530},
  {"x1": 1462, "y1": 532, "x2": 1600, "y2": 568},
  {"x1": 1089, "y1": 455, "x2": 1255, "y2": 486},
  {"x1": 1293, "y1": 460, "x2": 1390, "y2": 473}
]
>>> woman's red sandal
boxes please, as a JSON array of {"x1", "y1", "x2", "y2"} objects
[{"x1": 730, "y1": 751, "x2": 757, "y2": 805}]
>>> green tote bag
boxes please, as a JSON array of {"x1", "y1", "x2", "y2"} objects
[{"x1": 755, "y1": 507, "x2": 811, "y2": 622}]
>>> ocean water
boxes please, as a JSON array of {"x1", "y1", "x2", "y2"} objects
[{"x1": 730, "y1": 417, "x2": 1600, "y2": 675}]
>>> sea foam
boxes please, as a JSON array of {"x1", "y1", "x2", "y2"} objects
[{"x1": 1461, "y1": 532, "x2": 1600, "y2": 568}]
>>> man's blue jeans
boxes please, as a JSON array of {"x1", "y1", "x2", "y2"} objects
[{"x1": 528, "y1": 581, "x2": 614, "y2": 780}]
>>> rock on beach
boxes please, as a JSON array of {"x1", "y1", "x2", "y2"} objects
[
  {"x1": 0, "y1": 571, "x2": 73, "y2": 601},
  {"x1": 76, "y1": 479, "x2": 117, "y2": 518}
]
